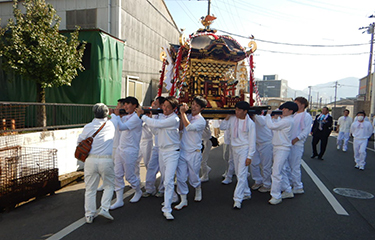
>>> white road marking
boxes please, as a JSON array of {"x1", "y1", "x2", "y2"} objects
[
  {"x1": 47, "y1": 189, "x2": 135, "y2": 240},
  {"x1": 301, "y1": 160, "x2": 349, "y2": 216}
]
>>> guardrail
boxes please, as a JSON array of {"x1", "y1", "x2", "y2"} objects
[{"x1": 0, "y1": 102, "x2": 115, "y2": 135}]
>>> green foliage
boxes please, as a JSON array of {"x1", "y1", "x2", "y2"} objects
[{"x1": 0, "y1": 0, "x2": 85, "y2": 89}]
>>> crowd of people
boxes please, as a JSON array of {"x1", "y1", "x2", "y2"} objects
[{"x1": 77, "y1": 96, "x2": 373, "y2": 223}]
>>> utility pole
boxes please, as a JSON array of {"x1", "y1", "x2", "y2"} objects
[
  {"x1": 317, "y1": 92, "x2": 319, "y2": 109},
  {"x1": 208, "y1": 0, "x2": 211, "y2": 16},
  {"x1": 360, "y1": 19, "x2": 375, "y2": 116},
  {"x1": 334, "y1": 81, "x2": 338, "y2": 109}
]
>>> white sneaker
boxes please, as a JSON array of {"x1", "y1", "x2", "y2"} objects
[
  {"x1": 243, "y1": 195, "x2": 251, "y2": 200},
  {"x1": 343, "y1": 149, "x2": 347, "y2": 152},
  {"x1": 85, "y1": 216, "x2": 94, "y2": 224},
  {"x1": 293, "y1": 188, "x2": 305, "y2": 194},
  {"x1": 200, "y1": 177, "x2": 209, "y2": 183},
  {"x1": 359, "y1": 166, "x2": 365, "y2": 171},
  {"x1": 163, "y1": 212, "x2": 174, "y2": 220},
  {"x1": 251, "y1": 183, "x2": 262, "y2": 190},
  {"x1": 355, "y1": 164, "x2": 359, "y2": 169},
  {"x1": 337, "y1": 145, "x2": 340, "y2": 150},
  {"x1": 258, "y1": 186, "x2": 271, "y2": 193},
  {"x1": 98, "y1": 208, "x2": 114, "y2": 220},
  {"x1": 222, "y1": 178, "x2": 232, "y2": 185},
  {"x1": 269, "y1": 197, "x2": 282, "y2": 205},
  {"x1": 155, "y1": 191, "x2": 164, "y2": 198},
  {"x1": 233, "y1": 201, "x2": 241, "y2": 209},
  {"x1": 281, "y1": 191, "x2": 294, "y2": 199},
  {"x1": 142, "y1": 190, "x2": 156, "y2": 198}
]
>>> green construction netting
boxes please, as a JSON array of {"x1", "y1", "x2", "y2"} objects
[{"x1": 0, "y1": 30, "x2": 124, "y2": 106}]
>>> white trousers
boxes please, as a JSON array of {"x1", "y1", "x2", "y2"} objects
[
  {"x1": 337, "y1": 132, "x2": 350, "y2": 151},
  {"x1": 201, "y1": 139, "x2": 212, "y2": 177},
  {"x1": 271, "y1": 148, "x2": 291, "y2": 199},
  {"x1": 353, "y1": 139, "x2": 368, "y2": 167},
  {"x1": 134, "y1": 140, "x2": 153, "y2": 179},
  {"x1": 84, "y1": 155, "x2": 115, "y2": 217},
  {"x1": 223, "y1": 144, "x2": 235, "y2": 179},
  {"x1": 250, "y1": 142, "x2": 273, "y2": 188},
  {"x1": 114, "y1": 148, "x2": 140, "y2": 191},
  {"x1": 177, "y1": 150, "x2": 202, "y2": 195},
  {"x1": 232, "y1": 145, "x2": 251, "y2": 203},
  {"x1": 284, "y1": 144, "x2": 304, "y2": 190},
  {"x1": 145, "y1": 146, "x2": 163, "y2": 193},
  {"x1": 159, "y1": 149, "x2": 180, "y2": 213}
]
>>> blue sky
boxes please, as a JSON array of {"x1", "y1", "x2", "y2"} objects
[{"x1": 164, "y1": 0, "x2": 375, "y2": 90}]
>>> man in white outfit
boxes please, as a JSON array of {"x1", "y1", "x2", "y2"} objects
[
  {"x1": 265, "y1": 101, "x2": 298, "y2": 205},
  {"x1": 284, "y1": 97, "x2": 312, "y2": 195},
  {"x1": 110, "y1": 97, "x2": 143, "y2": 210},
  {"x1": 143, "y1": 97, "x2": 166, "y2": 197},
  {"x1": 250, "y1": 113, "x2": 273, "y2": 193},
  {"x1": 336, "y1": 109, "x2": 352, "y2": 152},
  {"x1": 350, "y1": 111, "x2": 373, "y2": 170},
  {"x1": 222, "y1": 129, "x2": 235, "y2": 185},
  {"x1": 200, "y1": 120, "x2": 213, "y2": 182},
  {"x1": 78, "y1": 103, "x2": 115, "y2": 223},
  {"x1": 175, "y1": 96, "x2": 207, "y2": 210},
  {"x1": 220, "y1": 101, "x2": 256, "y2": 209},
  {"x1": 137, "y1": 96, "x2": 180, "y2": 220}
]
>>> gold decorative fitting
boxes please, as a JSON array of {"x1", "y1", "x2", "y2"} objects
[
  {"x1": 248, "y1": 40, "x2": 257, "y2": 53},
  {"x1": 160, "y1": 51, "x2": 167, "y2": 61}
]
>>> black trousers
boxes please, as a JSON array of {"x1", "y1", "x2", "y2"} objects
[{"x1": 311, "y1": 131, "x2": 330, "y2": 158}]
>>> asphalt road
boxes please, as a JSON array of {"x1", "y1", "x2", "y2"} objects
[{"x1": 1, "y1": 135, "x2": 375, "y2": 240}]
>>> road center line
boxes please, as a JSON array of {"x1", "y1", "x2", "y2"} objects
[
  {"x1": 301, "y1": 160, "x2": 349, "y2": 216},
  {"x1": 47, "y1": 189, "x2": 135, "y2": 240}
]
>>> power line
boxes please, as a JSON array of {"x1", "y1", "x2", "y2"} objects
[
  {"x1": 257, "y1": 49, "x2": 369, "y2": 56},
  {"x1": 217, "y1": 29, "x2": 371, "y2": 47}
]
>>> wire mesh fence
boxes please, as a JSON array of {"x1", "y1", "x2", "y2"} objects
[
  {"x1": 0, "y1": 145, "x2": 59, "y2": 211},
  {"x1": 0, "y1": 102, "x2": 115, "y2": 135}
]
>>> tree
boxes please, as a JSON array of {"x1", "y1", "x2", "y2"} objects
[{"x1": 0, "y1": 0, "x2": 85, "y2": 127}]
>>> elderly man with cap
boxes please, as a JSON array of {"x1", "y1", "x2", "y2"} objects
[
  {"x1": 265, "y1": 101, "x2": 298, "y2": 205},
  {"x1": 220, "y1": 101, "x2": 256, "y2": 209},
  {"x1": 78, "y1": 103, "x2": 116, "y2": 223}
]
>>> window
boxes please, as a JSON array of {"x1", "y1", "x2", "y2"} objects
[
  {"x1": 127, "y1": 77, "x2": 144, "y2": 105},
  {"x1": 66, "y1": 9, "x2": 97, "y2": 29}
]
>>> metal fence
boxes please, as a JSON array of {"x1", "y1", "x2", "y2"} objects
[
  {"x1": 0, "y1": 146, "x2": 59, "y2": 211},
  {"x1": 0, "y1": 102, "x2": 115, "y2": 135}
]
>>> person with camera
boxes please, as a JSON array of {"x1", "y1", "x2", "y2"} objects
[
  {"x1": 136, "y1": 96, "x2": 180, "y2": 220},
  {"x1": 110, "y1": 97, "x2": 143, "y2": 210},
  {"x1": 78, "y1": 103, "x2": 116, "y2": 223},
  {"x1": 265, "y1": 101, "x2": 298, "y2": 205},
  {"x1": 220, "y1": 101, "x2": 256, "y2": 209},
  {"x1": 311, "y1": 107, "x2": 333, "y2": 160},
  {"x1": 174, "y1": 96, "x2": 207, "y2": 211}
]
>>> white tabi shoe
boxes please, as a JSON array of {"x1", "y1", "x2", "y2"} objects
[
  {"x1": 194, "y1": 187, "x2": 202, "y2": 202},
  {"x1": 110, "y1": 190, "x2": 124, "y2": 210},
  {"x1": 233, "y1": 201, "x2": 241, "y2": 209},
  {"x1": 221, "y1": 177, "x2": 232, "y2": 185},
  {"x1": 130, "y1": 189, "x2": 142, "y2": 203},
  {"x1": 98, "y1": 208, "x2": 114, "y2": 220},
  {"x1": 174, "y1": 194, "x2": 188, "y2": 210}
]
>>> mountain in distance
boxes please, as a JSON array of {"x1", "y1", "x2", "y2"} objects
[{"x1": 287, "y1": 77, "x2": 359, "y2": 103}]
